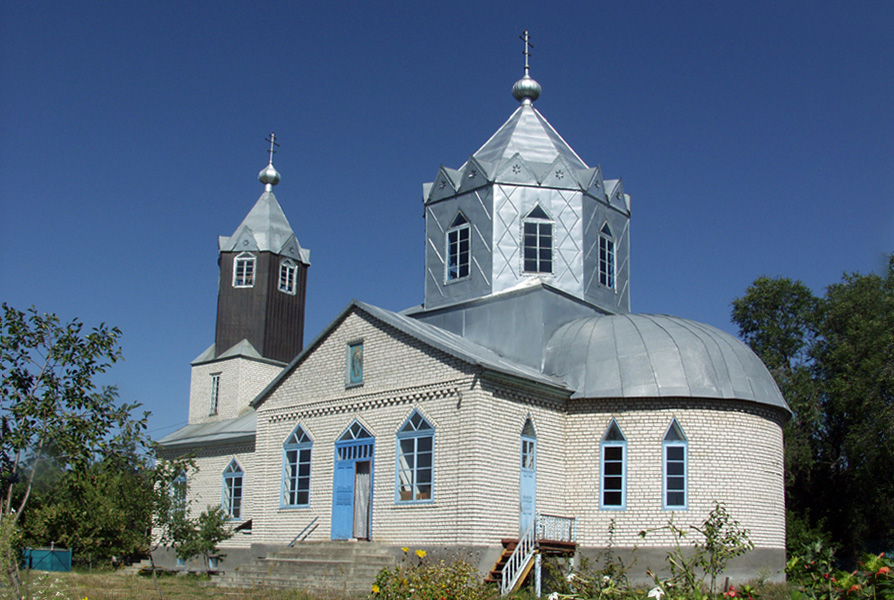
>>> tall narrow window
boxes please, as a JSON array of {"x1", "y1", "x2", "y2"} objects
[
  {"x1": 209, "y1": 373, "x2": 221, "y2": 415},
  {"x1": 222, "y1": 460, "x2": 244, "y2": 519},
  {"x1": 171, "y1": 472, "x2": 187, "y2": 516},
  {"x1": 233, "y1": 252, "x2": 256, "y2": 287},
  {"x1": 600, "y1": 419, "x2": 627, "y2": 509},
  {"x1": 522, "y1": 205, "x2": 553, "y2": 274},
  {"x1": 599, "y1": 223, "x2": 615, "y2": 289},
  {"x1": 282, "y1": 425, "x2": 313, "y2": 507},
  {"x1": 279, "y1": 259, "x2": 298, "y2": 295},
  {"x1": 446, "y1": 213, "x2": 471, "y2": 281},
  {"x1": 346, "y1": 342, "x2": 363, "y2": 386},
  {"x1": 396, "y1": 410, "x2": 434, "y2": 503},
  {"x1": 663, "y1": 419, "x2": 688, "y2": 510}
]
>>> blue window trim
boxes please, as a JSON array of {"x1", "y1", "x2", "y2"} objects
[
  {"x1": 662, "y1": 419, "x2": 688, "y2": 510},
  {"x1": 222, "y1": 459, "x2": 244, "y2": 521},
  {"x1": 346, "y1": 341, "x2": 363, "y2": 387},
  {"x1": 281, "y1": 425, "x2": 313, "y2": 509},
  {"x1": 394, "y1": 410, "x2": 435, "y2": 505},
  {"x1": 600, "y1": 419, "x2": 627, "y2": 510}
]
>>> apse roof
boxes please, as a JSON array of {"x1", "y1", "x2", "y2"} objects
[{"x1": 543, "y1": 313, "x2": 789, "y2": 412}]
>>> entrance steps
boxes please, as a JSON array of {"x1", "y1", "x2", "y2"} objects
[{"x1": 215, "y1": 541, "x2": 396, "y2": 595}]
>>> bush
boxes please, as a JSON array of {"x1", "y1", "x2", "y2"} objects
[{"x1": 370, "y1": 548, "x2": 495, "y2": 600}]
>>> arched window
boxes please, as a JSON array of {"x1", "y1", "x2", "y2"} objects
[
  {"x1": 599, "y1": 223, "x2": 615, "y2": 289},
  {"x1": 446, "y1": 213, "x2": 471, "y2": 281},
  {"x1": 233, "y1": 252, "x2": 256, "y2": 288},
  {"x1": 396, "y1": 410, "x2": 434, "y2": 503},
  {"x1": 222, "y1": 460, "x2": 244, "y2": 519},
  {"x1": 600, "y1": 419, "x2": 627, "y2": 510},
  {"x1": 279, "y1": 259, "x2": 298, "y2": 295},
  {"x1": 663, "y1": 419, "x2": 688, "y2": 510},
  {"x1": 522, "y1": 205, "x2": 553, "y2": 274},
  {"x1": 282, "y1": 425, "x2": 313, "y2": 507}
]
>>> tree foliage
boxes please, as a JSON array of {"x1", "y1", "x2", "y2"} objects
[
  {"x1": 0, "y1": 304, "x2": 148, "y2": 597},
  {"x1": 731, "y1": 255, "x2": 894, "y2": 559}
]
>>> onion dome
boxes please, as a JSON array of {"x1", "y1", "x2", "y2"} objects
[
  {"x1": 512, "y1": 75, "x2": 542, "y2": 104},
  {"x1": 258, "y1": 162, "x2": 281, "y2": 189}
]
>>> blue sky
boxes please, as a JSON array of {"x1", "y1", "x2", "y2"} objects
[{"x1": 2, "y1": 1, "x2": 892, "y2": 440}]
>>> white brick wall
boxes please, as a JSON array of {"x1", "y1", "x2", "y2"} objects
[
  {"x1": 178, "y1": 306, "x2": 786, "y2": 558},
  {"x1": 188, "y1": 356, "x2": 282, "y2": 424}
]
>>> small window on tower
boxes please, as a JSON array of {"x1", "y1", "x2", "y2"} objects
[
  {"x1": 446, "y1": 213, "x2": 471, "y2": 282},
  {"x1": 233, "y1": 252, "x2": 256, "y2": 288},
  {"x1": 209, "y1": 372, "x2": 221, "y2": 415},
  {"x1": 279, "y1": 259, "x2": 298, "y2": 295},
  {"x1": 522, "y1": 205, "x2": 553, "y2": 274},
  {"x1": 599, "y1": 223, "x2": 616, "y2": 289}
]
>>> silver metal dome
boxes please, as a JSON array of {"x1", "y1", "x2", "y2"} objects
[
  {"x1": 258, "y1": 163, "x2": 281, "y2": 188},
  {"x1": 512, "y1": 75, "x2": 542, "y2": 104},
  {"x1": 543, "y1": 313, "x2": 788, "y2": 412}
]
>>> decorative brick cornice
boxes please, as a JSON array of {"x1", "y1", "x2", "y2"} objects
[{"x1": 263, "y1": 377, "x2": 474, "y2": 424}]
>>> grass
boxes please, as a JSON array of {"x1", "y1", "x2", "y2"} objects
[{"x1": 3, "y1": 569, "x2": 359, "y2": 600}]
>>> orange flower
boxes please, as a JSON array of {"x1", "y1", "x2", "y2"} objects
[
  {"x1": 878, "y1": 566, "x2": 891, "y2": 576},
  {"x1": 848, "y1": 584, "x2": 861, "y2": 593}
]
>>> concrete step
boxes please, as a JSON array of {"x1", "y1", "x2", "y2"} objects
[{"x1": 216, "y1": 541, "x2": 397, "y2": 593}]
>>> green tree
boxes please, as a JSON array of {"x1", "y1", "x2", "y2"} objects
[
  {"x1": 731, "y1": 255, "x2": 894, "y2": 559},
  {"x1": 0, "y1": 304, "x2": 148, "y2": 599}
]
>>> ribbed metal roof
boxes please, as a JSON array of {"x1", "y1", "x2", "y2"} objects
[
  {"x1": 543, "y1": 313, "x2": 788, "y2": 411},
  {"x1": 471, "y1": 104, "x2": 589, "y2": 173},
  {"x1": 218, "y1": 190, "x2": 311, "y2": 263},
  {"x1": 157, "y1": 410, "x2": 256, "y2": 448}
]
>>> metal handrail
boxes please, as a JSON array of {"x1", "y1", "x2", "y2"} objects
[
  {"x1": 288, "y1": 516, "x2": 319, "y2": 547},
  {"x1": 501, "y1": 516, "x2": 537, "y2": 596}
]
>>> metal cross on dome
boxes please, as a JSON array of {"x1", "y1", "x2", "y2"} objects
[
  {"x1": 265, "y1": 132, "x2": 280, "y2": 165},
  {"x1": 520, "y1": 30, "x2": 534, "y2": 76}
]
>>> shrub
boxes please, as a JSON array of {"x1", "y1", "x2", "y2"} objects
[{"x1": 370, "y1": 548, "x2": 495, "y2": 600}]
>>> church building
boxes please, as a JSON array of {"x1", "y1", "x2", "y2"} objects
[{"x1": 158, "y1": 48, "x2": 789, "y2": 589}]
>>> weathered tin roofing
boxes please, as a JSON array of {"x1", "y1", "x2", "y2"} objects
[
  {"x1": 157, "y1": 410, "x2": 256, "y2": 449},
  {"x1": 543, "y1": 313, "x2": 789, "y2": 412},
  {"x1": 218, "y1": 190, "x2": 310, "y2": 263}
]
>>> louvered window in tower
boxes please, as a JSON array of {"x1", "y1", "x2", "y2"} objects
[
  {"x1": 522, "y1": 205, "x2": 553, "y2": 274},
  {"x1": 446, "y1": 213, "x2": 471, "y2": 281},
  {"x1": 233, "y1": 252, "x2": 255, "y2": 287}
]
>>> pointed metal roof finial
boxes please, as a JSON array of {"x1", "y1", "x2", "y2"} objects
[
  {"x1": 512, "y1": 30, "x2": 541, "y2": 105},
  {"x1": 258, "y1": 131, "x2": 281, "y2": 191}
]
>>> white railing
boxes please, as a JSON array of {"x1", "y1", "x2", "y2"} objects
[
  {"x1": 501, "y1": 517, "x2": 537, "y2": 596},
  {"x1": 536, "y1": 513, "x2": 576, "y2": 543},
  {"x1": 500, "y1": 513, "x2": 577, "y2": 596}
]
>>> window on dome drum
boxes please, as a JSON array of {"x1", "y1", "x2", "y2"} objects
[
  {"x1": 346, "y1": 342, "x2": 363, "y2": 386},
  {"x1": 599, "y1": 223, "x2": 615, "y2": 289},
  {"x1": 282, "y1": 425, "x2": 312, "y2": 507},
  {"x1": 663, "y1": 419, "x2": 688, "y2": 510},
  {"x1": 209, "y1": 372, "x2": 221, "y2": 415},
  {"x1": 522, "y1": 205, "x2": 553, "y2": 274},
  {"x1": 396, "y1": 410, "x2": 434, "y2": 503},
  {"x1": 233, "y1": 252, "x2": 255, "y2": 287},
  {"x1": 446, "y1": 213, "x2": 471, "y2": 281},
  {"x1": 222, "y1": 460, "x2": 244, "y2": 519},
  {"x1": 279, "y1": 259, "x2": 298, "y2": 295},
  {"x1": 600, "y1": 419, "x2": 627, "y2": 509}
]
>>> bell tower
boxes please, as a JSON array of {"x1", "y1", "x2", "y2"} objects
[{"x1": 215, "y1": 134, "x2": 311, "y2": 363}]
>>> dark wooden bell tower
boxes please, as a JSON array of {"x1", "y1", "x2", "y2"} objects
[{"x1": 214, "y1": 135, "x2": 311, "y2": 363}]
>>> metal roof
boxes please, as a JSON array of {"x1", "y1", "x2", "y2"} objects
[
  {"x1": 472, "y1": 104, "x2": 589, "y2": 173},
  {"x1": 543, "y1": 313, "x2": 789, "y2": 412},
  {"x1": 157, "y1": 410, "x2": 256, "y2": 449},
  {"x1": 218, "y1": 190, "x2": 311, "y2": 263}
]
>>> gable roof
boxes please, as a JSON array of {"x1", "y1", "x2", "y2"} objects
[{"x1": 251, "y1": 300, "x2": 570, "y2": 409}]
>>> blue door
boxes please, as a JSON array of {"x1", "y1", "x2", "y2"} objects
[
  {"x1": 332, "y1": 422, "x2": 375, "y2": 540},
  {"x1": 520, "y1": 419, "x2": 537, "y2": 535}
]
